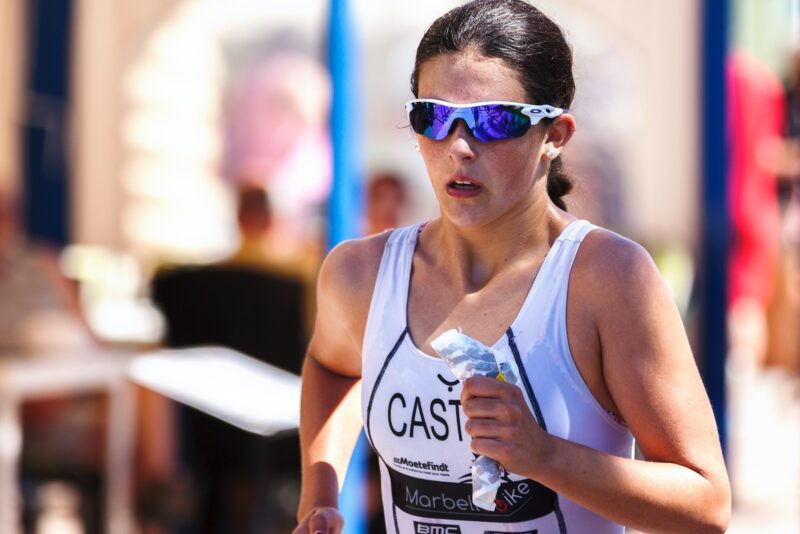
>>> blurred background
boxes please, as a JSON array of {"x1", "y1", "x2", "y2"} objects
[{"x1": 0, "y1": 0, "x2": 798, "y2": 532}]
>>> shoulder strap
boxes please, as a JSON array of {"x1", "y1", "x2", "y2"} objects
[
  {"x1": 559, "y1": 219, "x2": 598, "y2": 244},
  {"x1": 361, "y1": 224, "x2": 422, "y2": 355}
]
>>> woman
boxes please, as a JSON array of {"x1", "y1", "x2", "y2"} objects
[{"x1": 295, "y1": 1, "x2": 731, "y2": 532}]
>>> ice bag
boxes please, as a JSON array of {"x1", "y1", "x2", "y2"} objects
[{"x1": 430, "y1": 329, "x2": 519, "y2": 512}]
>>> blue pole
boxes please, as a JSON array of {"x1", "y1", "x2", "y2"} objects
[
  {"x1": 327, "y1": 0, "x2": 365, "y2": 246},
  {"x1": 700, "y1": 0, "x2": 729, "y2": 457},
  {"x1": 326, "y1": 1, "x2": 367, "y2": 533}
]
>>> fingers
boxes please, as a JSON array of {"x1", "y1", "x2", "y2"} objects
[
  {"x1": 308, "y1": 511, "x2": 329, "y2": 534},
  {"x1": 311, "y1": 508, "x2": 344, "y2": 534},
  {"x1": 295, "y1": 507, "x2": 344, "y2": 534},
  {"x1": 462, "y1": 376, "x2": 521, "y2": 401},
  {"x1": 465, "y1": 416, "x2": 509, "y2": 439},
  {"x1": 461, "y1": 378, "x2": 526, "y2": 426},
  {"x1": 462, "y1": 396, "x2": 521, "y2": 422},
  {"x1": 469, "y1": 436, "x2": 506, "y2": 458},
  {"x1": 462, "y1": 396, "x2": 502, "y2": 417}
]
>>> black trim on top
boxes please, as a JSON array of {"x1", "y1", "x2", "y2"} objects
[
  {"x1": 506, "y1": 327, "x2": 568, "y2": 534},
  {"x1": 365, "y1": 327, "x2": 408, "y2": 462},
  {"x1": 365, "y1": 328, "x2": 408, "y2": 534},
  {"x1": 506, "y1": 328, "x2": 547, "y2": 430}
]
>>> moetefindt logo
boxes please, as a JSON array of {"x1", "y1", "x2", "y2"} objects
[
  {"x1": 414, "y1": 521, "x2": 462, "y2": 534},
  {"x1": 394, "y1": 457, "x2": 450, "y2": 473}
]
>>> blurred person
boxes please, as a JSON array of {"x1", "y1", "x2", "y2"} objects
[
  {"x1": 222, "y1": 182, "x2": 321, "y2": 334},
  {"x1": 224, "y1": 183, "x2": 321, "y2": 285},
  {"x1": 0, "y1": 185, "x2": 95, "y2": 354},
  {"x1": 725, "y1": 50, "x2": 797, "y2": 517},
  {"x1": 295, "y1": 2, "x2": 730, "y2": 533},
  {"x1": 726, "y1": 51, "x2": 784, "y2": 373},
  {"x1": 0, "y1": 184, "x2": 106, "y2": 532},
  {"x1": 764, "y1": 48, "x2": 800, "y2": 376},
  {"x1": 149, "y1": 183, "x2": 314, "y2": 533},
  {"x1": 220, "y1": 52, "x2": 331, "y2": 341},
  {"x1": 365, "y1": 172, "x2": 409, "y2": 235},
  {"x1": 227, "y1": 184, "x2": 274, "y2": 266}
]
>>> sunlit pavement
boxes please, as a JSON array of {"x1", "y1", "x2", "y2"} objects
[{"x1": 727, "y1": 368, "x2": 800, "y2": 534}]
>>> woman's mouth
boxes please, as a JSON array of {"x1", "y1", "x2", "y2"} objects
[{"x1": 446, "y1": 177, "x2": 482, "y2": 198}]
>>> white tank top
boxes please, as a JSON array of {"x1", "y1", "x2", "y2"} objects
[{"x1": 361, "y1": 220, "x2": 635, "y2": 534}]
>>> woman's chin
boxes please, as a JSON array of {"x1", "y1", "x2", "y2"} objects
[{"x1": 441, "y1": 208, "x2": 499, "y2": 229}]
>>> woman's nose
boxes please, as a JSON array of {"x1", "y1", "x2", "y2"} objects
[{"x1": 448, "y1": 120, "x2": 476, "y2": 160}]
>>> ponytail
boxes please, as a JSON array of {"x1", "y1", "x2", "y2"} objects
[{"x1": 546, "y1": 156, "x2": 572, "y2": 211}]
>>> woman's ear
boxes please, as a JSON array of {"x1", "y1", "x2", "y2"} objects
[{"x1": 543, "y1": 114, "x2": 576, "y2": 159}]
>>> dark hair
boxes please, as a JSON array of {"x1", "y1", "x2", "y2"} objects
[{"x1": 411, "y1": 0, "x2": 574, "y2": 210}]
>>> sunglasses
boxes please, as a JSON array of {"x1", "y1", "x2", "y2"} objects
[{"x1": 406, "y1": 98, "x2": 567, "y2": 142}]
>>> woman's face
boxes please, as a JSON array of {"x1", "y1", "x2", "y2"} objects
[{"x1": 416, "y1": 51, "x2": 550, "y2": 228}]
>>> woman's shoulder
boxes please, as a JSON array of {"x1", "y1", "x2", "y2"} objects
[
  {"x1": 317, "y1": 227, "x2": 408, "y2": 313},
  {"x1": 570, "y1": 225, "x2": 678, "y2": 356},
  {"x1": 574, "y1": 226, "x2": 664, "y2": 299},
  {"x1": 313, "y1": 228, "x2": 412, "y2": 358},
  {"x1": 321, "y1": 227, "x2": 406, "y2": 280}
]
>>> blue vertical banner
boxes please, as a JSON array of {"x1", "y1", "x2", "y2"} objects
[
  {"x1": 700, "y1": 0, "x2": 729, "y2": 456},
  {"x1": 327, "y1": 1, "x2": 368, "y2": 533},
  {"x1": 23, "y1": 0, "x2": 73, "y2": 247},
  {"x1": 327, "y1": 0, "x2": 365, "y2": 246}
]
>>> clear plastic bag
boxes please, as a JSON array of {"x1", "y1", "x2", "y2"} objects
[{"x1": 430, "y1": 329, "x2": 519, "y2": 511}]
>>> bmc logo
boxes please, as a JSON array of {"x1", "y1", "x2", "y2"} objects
[{"x1": 413, "y1": 521, "x2": 462, "y2": 534}]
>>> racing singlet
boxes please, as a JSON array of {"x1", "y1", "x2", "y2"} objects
[{"x1": 361, "y1": 220, "x2": 635, "y2": 533}]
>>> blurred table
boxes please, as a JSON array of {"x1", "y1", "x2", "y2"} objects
[
  {"x1": 0, "y1": 351, "x2": 136, "y2": 534},
  {"x1": 0, "y1": 346, "x2": 302, "y2": 534},
  {"x1": 128, "y1": 346, "x2": 301, "y2": 436}
]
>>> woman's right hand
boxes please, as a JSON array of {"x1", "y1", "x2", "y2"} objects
[{"x1": 293, "y1": 507, "x2": 345, "y2": 534}]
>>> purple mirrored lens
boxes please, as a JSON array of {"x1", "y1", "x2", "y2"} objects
[
  {"x1": 409, "y1": 102, "x2": 531, "y2": 141},
  {"x1": 409, "y1": 101, "x2": 454, "y2": 140},
  {"x1": 472, "y1": 104, "x2": 530, "y2": 141}
]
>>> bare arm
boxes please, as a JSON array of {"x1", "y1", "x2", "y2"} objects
[
  {"x1": 463, "y1": 233, "x2": 730, "y2": 533},
  {"x1": 296, "y1": 358, "x2": 361, "y2": 532},
  {"x1": 295, "y1": 235, "x2": 388, "y2": 533}
]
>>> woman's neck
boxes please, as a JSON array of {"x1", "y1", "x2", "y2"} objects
[{"x1": 425, "y1": 200, "x2": 571, "y2": 292}]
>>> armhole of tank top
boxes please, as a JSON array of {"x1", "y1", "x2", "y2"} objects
[
  {"x1": 557, "y1": 227, "x2": 631, "y2": 433},
  {"x1": 361, "y1": 229, "x2": 401, "y2": 360}
]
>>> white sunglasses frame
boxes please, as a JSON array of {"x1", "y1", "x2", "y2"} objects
[{"x1": 405, "y1": 98, "x2": 568, "y2": 137}]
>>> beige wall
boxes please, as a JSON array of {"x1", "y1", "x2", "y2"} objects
[
  {"x1": 68, "y1": 0, "x2": 700, "y2": 254},
  {"x1": 1, "y1": 0, "x2": 185, "y2": 245},
  {"x1": 71, "y1": 0, "x2": 122, "y2": 247},
  {"x1": 541, "y1": 0, "x2": 700, "y2": 246},
  {"x1": 71, "y1": 0, "x2": 184, "y2": 249},
  {"x1": 0, "y1": 0, "x2": 25, "y2": 192}
]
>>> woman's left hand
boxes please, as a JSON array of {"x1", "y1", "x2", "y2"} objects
[{"x1": 461, "y1": 376, "x2": 552, "y2": 478}]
